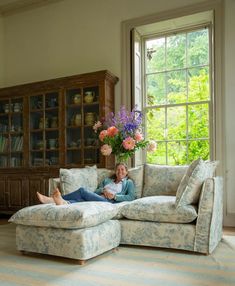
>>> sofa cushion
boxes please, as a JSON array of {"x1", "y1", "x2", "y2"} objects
[
  {"x1": 142, "y1": 164, "x2": 187, "y2": 197},
  {"x1": 60, "y1": 165, "x2": 98, "y2": 195},
  {"x1": 9, "y1": 202, "x2": 118, "y2": 229},
  {"x1": 128, "y1": 165, "x2": 144, "y2": 198},
  {"x1": 97, "y1": 168, "x2": 114, "y2": 185},
  {"x1": 175, "y1": 159, "x2": 218, "y2": 207},
  {"x1": 121, "y1": 196, "x2": 197, "y2": 223}
]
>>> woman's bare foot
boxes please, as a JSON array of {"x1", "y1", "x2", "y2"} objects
[
  {"x1": 52, "y1": 189, "x2": 68, "y2": 205},
  {"x1": 37, "y1": 192, "x2": 54, "y2": 204}
]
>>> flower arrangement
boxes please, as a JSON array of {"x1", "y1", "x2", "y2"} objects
[{"x1": 93, "y1": 106, "x2": 157, "y2": 162}]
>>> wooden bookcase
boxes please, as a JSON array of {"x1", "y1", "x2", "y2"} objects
[{"x1": 0, "y1": 70, "x2": 118, "y2": 213}]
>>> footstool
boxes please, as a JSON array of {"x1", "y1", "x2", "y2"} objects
[{"x1": 9, "y1": 202, "x2": 121, "y2": 264}]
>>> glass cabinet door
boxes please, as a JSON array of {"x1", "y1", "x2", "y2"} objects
[
  {"x1": 0, "y1": 97, "x2": 23, "y2": 168},
  {"x1": 29, "y1": 92, "x2": 59, "y2": 167},
  {"x1": 65, "y1": 86, "x2": 100, "y2": 166}
]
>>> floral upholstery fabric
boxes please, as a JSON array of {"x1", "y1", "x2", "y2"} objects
[
  {"x1": 97, "y1": 168, "x2": 114, "y2": 185},
  {"x1": 120, "y1": 220, "x2": 196, "y2": 252},
  {"x1": 9, "y1": 202, "x2": 118, "y2": 229},
  {"x1": 128, "y1": 165, "x2": 144, "y2": 198},
  {"x1": 121, "y1": 196, "x2": 198, "y2": 223},
  {"x1": 194, "y1": 177, "x2": 223, "y2": 253},
  {"x1": 16, "y1": 220, "x2": 121, "y2": 260},
  {"x1": 142, "y1": 164, "x2": 187, "y2": 197},
  {"x1": 175, "y1": 159, "x2": 218, "y2": 207},
  {"x1": 60, "y1": 165, "x2": 98, "y2": 194}
]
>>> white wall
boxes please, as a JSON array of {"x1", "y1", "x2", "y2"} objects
[
  {"x1": 0, "y1": 0, "x2": 235, "y2": 226},
  {"x1": 224, "y1": 0, "x2": 235, "y2": 225}
]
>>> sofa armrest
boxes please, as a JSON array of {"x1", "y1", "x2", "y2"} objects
[
  {"x1": 48, "y1": 177, "x2": 61, "y2": 196},
  {"x1": 194, "y1": 176, "x2": 223, "y2": 254}
]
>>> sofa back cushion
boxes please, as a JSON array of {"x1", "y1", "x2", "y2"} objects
[
  {"x1": 60, "y1": 165, "x2": 98, "y2": 195},
  {"x1": 128, "y1": 165, "x2": 144, "y2": 198},
  {"x1": 142, "y1": 164, "x2": 187, "y2": 197},
  {"x1": 175, "y1": 159, "x2": 219, "y2": 207}
]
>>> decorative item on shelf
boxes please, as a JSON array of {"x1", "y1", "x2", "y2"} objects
[
  {"x1": 48, "y1": 138, "x2": 57, "y2": 149},
  {"x1": 4, "y1": 103, "x2": 10, "y2": 113},
  {"x1": 73, "y1": 94, "x2": 81, "y2": 104},
  {"x1": 50, "y1": 116, "x2": 58, "y2": 128},
  {"x1": 13, "y1": 103, "x2": 22, "y2": 112},
  {"x1": 93, "y1": 105, "x2": 157, "y2": 163},
  {"x1": 36, "y1": 140, "x2": 45, "y2": 150},
  {"x1": 84, "y1": 91, "x2": 95, "y2": 103},
  {"x1": 77, "y1": 139, "x2": 81, "y2": 147},
  {"x1": 69, "y1": 141, "x2": 77, "y2": 148},
  {"x1": 74, "y1": 114, "x2": 82, "y2": 126},
  {"x1": 39, "y1": 117, "x2": 49, "y2": 129},
  {"x1": 85, "y1": 112, "x2": 96, "y2": 125}
]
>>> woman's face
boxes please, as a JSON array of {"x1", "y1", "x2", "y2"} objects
[{"x1": 115, "y1": 164, "x2": 128, "y2": 181}]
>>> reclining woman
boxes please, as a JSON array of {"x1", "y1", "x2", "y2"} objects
[{"x1": 37, "y1": 162, "x2": 136, "y2": 205}]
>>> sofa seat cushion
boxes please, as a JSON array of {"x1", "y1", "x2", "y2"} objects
[
  {"x1": 121, "y1": 196, "x2": 198, "y2": 223},
  {"x1": 9, "y1": 202, "x2": 118, "y2": 229}
]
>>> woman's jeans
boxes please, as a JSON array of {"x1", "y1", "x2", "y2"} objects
[{"x1": 62, "y1": 188, "x2": 116, "y2": 204}]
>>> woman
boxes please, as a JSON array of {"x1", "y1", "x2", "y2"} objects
[{"x1": 37, "y1": 163, "x2": 136, "y2": 205}]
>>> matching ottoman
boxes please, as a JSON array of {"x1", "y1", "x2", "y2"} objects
[{"x1": 9, "y1": 202, "x2": 121, "y2": 263}]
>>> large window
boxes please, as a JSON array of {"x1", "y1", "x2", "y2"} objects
[{"x1": 143, "y1": 26, "x2": 212, "y2": 165}]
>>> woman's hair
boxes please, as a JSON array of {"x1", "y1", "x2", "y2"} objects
[
  {"x1": 110, "y1": 162, "x2": 129, "y2": 180},
  {"x1": 115, "y1": 162, "x2": 128, "y2": 173}
]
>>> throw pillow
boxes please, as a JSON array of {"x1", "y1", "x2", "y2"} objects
[
  {"x1": 60, "y1": 165, "x2": 98, "y2": 195},
  {"x1": 121, "y1": 196, "x2": 198, "y2": 223},
  {"x1": 175, "y1": 159, "x2": 218, "y2": 207}
]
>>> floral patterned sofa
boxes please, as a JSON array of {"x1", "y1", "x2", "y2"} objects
[{"x1": 9, "y1": 159, "x2": 223, "y2": 263}]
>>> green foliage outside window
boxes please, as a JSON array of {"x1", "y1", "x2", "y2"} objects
[{"x1": 145, "y1": 28, "x2": 211, "y2": 165}]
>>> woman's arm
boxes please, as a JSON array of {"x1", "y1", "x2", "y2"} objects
[
  {"x1": 115, "y1": 179, "x2": 136, "y2": 202},
  {"x1": 94, "y1": 178, "x2": 111, "y2": 195}
]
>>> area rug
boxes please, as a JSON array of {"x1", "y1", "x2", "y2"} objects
[{"x1": 0, "y1": 223, "x2": 234, "y2": 286}]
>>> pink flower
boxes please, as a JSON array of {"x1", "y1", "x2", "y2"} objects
[
  {"x1": 107, "y1": 126, "x2": 119, "y2": 137},
  {"x1": 100, "y1": 144, "x2": 112, "y2": 156},
  {"x1": 99, "y1": 130, "x2": 108, "y2": 142},
  {"x1": 134, "y1": 131, "x2": 143, "y2": 142},
  {"x1": 93, "y1": 121, "x2": 102, "y2": 133},
  {"x1": 122, "y1": 137, "x2": 136, "y2": 150},
  {"x1": 147, "y1": 140, "x2": 157, "y2": 152}
]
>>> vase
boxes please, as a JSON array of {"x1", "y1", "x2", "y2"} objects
[{"x1": 115, "y1": 154, "x2": 128, "y2": 164}]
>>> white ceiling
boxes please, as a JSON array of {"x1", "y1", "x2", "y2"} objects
[{"x1": 0, "y1": 0, "x2": 61, "y2": 16}]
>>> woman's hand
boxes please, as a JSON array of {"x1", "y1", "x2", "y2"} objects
[{"x1": 102, "y1": 188, "x2": 115, "y2": 199}]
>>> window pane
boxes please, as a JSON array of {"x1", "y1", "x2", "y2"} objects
[
  {"x1": 168, "y1": 141, "x2": 187, "y2": 165},
  {"x1": 188, "y1": 140, "x2": 209, "y2": 161},
  {"x1": 167, "y1": 106, "x2": 186, "y2": 140},
  {"x1": 167, "y1": 70, "x2": 187, "y2": 104},
  {"x1": 147, "y1": 142, "x2": 166, "y2": 164},
  {"x1": 146, "y1": 73, "x2": 166, "y2": 105},
  {"x1": 146, "y1": 38, "x2": 165, "y2": 73},
  {"x1": 146, "y1": 108, "x2": 165, "y2": 141},
  {"x1": 166, "y1": 34, "x2": 186, "y2": 69},
  {"x1": 188, "y1": 104, "x2": 209, "y2": 138},
  {"x1": 188, "y1": 67, "x2": 209, "y2": 102},
  {"x1": 188, "y1": 29, "x2": 209, "y2": 67}
]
